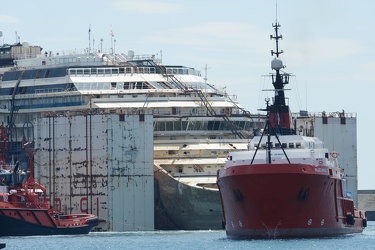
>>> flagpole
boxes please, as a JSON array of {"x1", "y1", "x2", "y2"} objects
[
  {"x1": 88, "y1": 24, "x2": 91, "y2": 54},
  {"x1": 110, "y1": 25, "x2": 113, "y2": 54}
]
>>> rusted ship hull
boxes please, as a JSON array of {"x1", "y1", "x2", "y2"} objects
[{"x1": 154, "y1": 165, "x2": 222, "y2": 230}]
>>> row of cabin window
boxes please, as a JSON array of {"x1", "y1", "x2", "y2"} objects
[
  {"x1": 256, "y1": 142, "x2": 303, "y2": 149},
  {"x1": 2, "y1": 67, "x2": 67, "y2": 81}
]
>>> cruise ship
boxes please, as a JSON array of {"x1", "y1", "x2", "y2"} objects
[{"x1": 0, "y1": 41, "x2": 263, "y2": 230}]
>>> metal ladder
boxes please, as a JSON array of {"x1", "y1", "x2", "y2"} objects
[
  {"x1": 135, "y1": 59, "x2": 248, "y2": 139},
  {"x1": 152, "y1": 61, "x2": 246, "y2": 139}
]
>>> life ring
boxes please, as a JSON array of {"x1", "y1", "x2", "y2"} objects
[{"x1": 331, "y1": 152, "x2": 338, "y2": 159}]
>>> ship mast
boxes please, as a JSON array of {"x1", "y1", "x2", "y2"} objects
[
  {"x1": 250, "y1": 17, "x2": 294, "y2": 164},
  {"x1": 270, "y1": 22, "x2": 286, "y2": 107},
  {"x1": 269, "y1": 19, "x2": 292, "y2": 134}
]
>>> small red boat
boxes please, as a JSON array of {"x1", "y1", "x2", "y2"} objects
[
  {"x1": 0, "y1": 130, "x2": 98, "y2": 236},
  {"x1": 217, "y1": 21, "x2": 367, "y2": 239}
]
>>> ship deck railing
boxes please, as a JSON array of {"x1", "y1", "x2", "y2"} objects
[
  {"x1": 35, "y1": 88, "x2": 65, "y2": 94},
  {"x1": 292, "y1": 111, "x2": 356, "y2": 118},
  {"x1": 68, "y1": 65, "x2": 201, "y2": 77},
  {"x1": 172, "y1": 173, "x2": 218, "y2": 178}
]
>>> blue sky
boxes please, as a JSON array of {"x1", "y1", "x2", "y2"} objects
[{"x1": 1, "y1": 0, "x2": 374, "y2": 189}]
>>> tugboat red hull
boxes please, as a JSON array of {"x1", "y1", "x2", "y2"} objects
[
  {"x1": 217, "y1": 163, "x2": 366, "y2": 239},
  {"x1": 0, "y1": 207, "x2": 98, "y2": 236}
]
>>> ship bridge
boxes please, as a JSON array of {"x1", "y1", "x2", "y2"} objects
[{"x1": 249, "y1": 135, "x2": 324, "y2": 151}]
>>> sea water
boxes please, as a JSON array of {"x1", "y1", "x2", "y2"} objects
[{"x1": 2, "y1": 222, "x2": 375, "y2": 250}]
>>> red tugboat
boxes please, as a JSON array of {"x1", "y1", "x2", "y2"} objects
[
  {"x1": 0, "y1": 126, "x2": 98, "y2": 236},
  {"x1": 217, "y1": 21, "x2": 367, "y2": 239}
]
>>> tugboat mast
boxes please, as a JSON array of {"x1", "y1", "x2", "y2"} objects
[
  {"x1": 268, "y1": 19, "x2": 292, "y2": 134},
  {"x1": 271, "y1": 22, "x2": 283, "y2": 58},
  {"x1": 270, "y1": 22, "x2": 288, "y2": 108}
]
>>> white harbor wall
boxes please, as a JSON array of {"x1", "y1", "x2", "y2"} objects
[
  {"x1": 358, "y1": 190, "x2": 375, "y2": 220},
  {"x1": 33, "y1": 114, "x2": 154, "y2": 231},
  {"x1": 314, "y1": 116, "x2": 358, "y2": 205}
]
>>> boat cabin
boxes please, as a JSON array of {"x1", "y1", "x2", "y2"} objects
[{"x1": 249, "y1": 135, "x2": 324, "y2": 151}]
